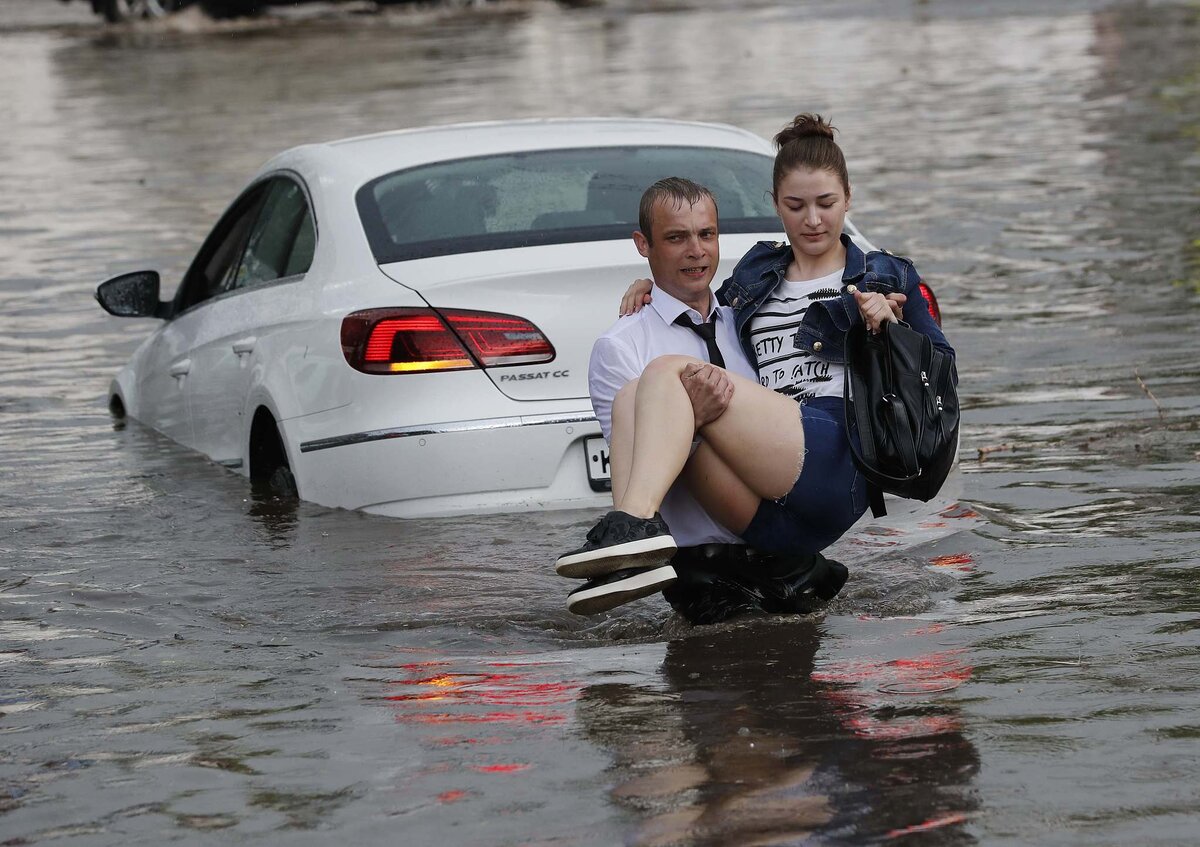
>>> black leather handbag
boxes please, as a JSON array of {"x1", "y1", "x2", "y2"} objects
[{"x1": 843, "y1": 320, "x2": 960, "y2": 517}]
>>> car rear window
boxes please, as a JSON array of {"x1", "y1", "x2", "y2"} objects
[{"x1": 357, "y1": 146, "x2": 779, "y2": 263}]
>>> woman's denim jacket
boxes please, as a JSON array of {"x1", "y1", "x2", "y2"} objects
[{"x1": 716, "y1": 234, "x2": 955, "y2": 372}]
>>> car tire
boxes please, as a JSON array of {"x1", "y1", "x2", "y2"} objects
[
  {"x1": 265, "y1": 464, "x2": 297, "y2": 498},
  {"x1": 249, "y1": 411, "x2": 298, "y2": 498}
]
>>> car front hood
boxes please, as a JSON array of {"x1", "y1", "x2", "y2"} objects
[{"x1": 379, "y1": 235, "x2": 765, "y2": 402}]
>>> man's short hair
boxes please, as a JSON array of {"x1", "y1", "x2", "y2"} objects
[{"x1": 637, "y1": 177, "x2": 718, "y2": 245}]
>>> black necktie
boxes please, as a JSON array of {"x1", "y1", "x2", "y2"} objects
[{"x1": 673, "y1": 313, "x2": 726, "y2": 368}]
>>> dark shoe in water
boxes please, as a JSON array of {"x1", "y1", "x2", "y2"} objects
[
  {"x1": 663, "y1": 568, "x2": 760, "y2": 626},
  {"x1": 555, "y1": 510, "x2": 676, "y2": 578},
  {"x1": 750, "y1": 551, "x2": 850, "y2": 611},
  {"x1": 566, "y1": 564, "x2": 677, "y2": 616},
  {"x1": 664, "y1": 547, "x2": 849, "y2": 625}
]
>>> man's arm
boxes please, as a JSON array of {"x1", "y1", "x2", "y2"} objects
[{"x1": 588, "y1": 334, "x2": 642, "y2": 443}]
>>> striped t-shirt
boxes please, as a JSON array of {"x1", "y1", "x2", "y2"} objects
[{"x1": 748, "y1": 267, "x2": 845, "y2": 402}]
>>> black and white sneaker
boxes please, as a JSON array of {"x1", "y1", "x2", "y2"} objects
[
  {"x1": 566, "y1": 564, "x2": 678, "y2": 616},
  {"x1": 555, "y1": 510, "x2": 676, "y2": 578}
]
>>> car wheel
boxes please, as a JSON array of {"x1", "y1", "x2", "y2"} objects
[
  {"x1": 96, "y1": 0, "x2": 189, "y2": 22},
  {"x1": 249, "y1": 410, "x2": 298, "y2": 498},
  {"x1": 108, "y1": 394, "x2": 128, "y2": 431},
  {"x1": 265, "y1": 464, "x2": 297, "y2": 497}
]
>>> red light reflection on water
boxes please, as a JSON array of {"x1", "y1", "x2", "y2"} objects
[
  {"x1": 387, "y1": 673, "x2": 577, "y2": 707},
  {"x1": 813, "y1": 651, "x2": 972, "y2": 741},
  {"x1": 469, "y1": 763, "x2": 532, "y2": 774},
  {"x1": 815, "y1": 652, "x2": 971, "y2": 692},
  {"x1": 841, "y1": 713, "x2": 961, "y2": 741},
  {"x1": 886, "y1": 812, "x2": 970, "y2": 838},
  {"x1": 939, "y1": 504, "x2": 979, "y2": 519},
  {"x1": 907, "y1": 623, "x2": 944, "y2": 636},
  {"x1": 374, "y1": 655, "x2": 581, "y2": 799},
  {"x1": 380, "y1": 657, "x2": 580, "y2": 732},
  {"x1": 930, "y1": 552, "x2": 975, "y2": 572}
]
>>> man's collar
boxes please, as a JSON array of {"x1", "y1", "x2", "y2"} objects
[{"x1": 649, "y1": 283, "x2": 720, "y2": 325}]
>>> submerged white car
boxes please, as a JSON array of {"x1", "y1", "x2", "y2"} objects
[{"x1": 97, "y1": 118, "x2": 911, "y2": 518}]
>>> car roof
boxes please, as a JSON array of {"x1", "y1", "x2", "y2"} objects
[{"x1": 256, "y1": 118, "x2": 775, "y2": 190}]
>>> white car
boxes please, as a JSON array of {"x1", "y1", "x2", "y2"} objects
[{"x1": 97, "y1": 118, "x2": 913, "y2": 518}]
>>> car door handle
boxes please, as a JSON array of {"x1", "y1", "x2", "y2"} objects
[
  {"x1": 232, "y1": 337, "x2": 256, "y2": 356},
  {"x1": 169, "y1": 359, "x2": 191, "y2": 378}
]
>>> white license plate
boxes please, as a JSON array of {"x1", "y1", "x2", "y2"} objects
[{"x1": 585, "y1": 436, "x2": 611, "y2": 490}]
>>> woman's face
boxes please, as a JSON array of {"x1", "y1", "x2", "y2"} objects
[{"x1": 773, "y1": 167, "x2": 850, "y2": 263}]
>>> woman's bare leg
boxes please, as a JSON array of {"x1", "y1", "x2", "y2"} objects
[
  {"x1": 608, "y1": 379, "x2": 637, "y2": 508},
  {"x1": 680, "y1": 442, "x2": 763, "y2": 535},
  {"x1": 694, "y1": 372, "x2": 809, "y2": 498},
  {"x1": 615, "y1": 356, "x2": 705, "y2": 519},
  {"x1": 615, "y1": 377, "x2": 760, "y2": 532},
  {"x1": 618, "y1": 355, "x2": 807, "y2": 520}
]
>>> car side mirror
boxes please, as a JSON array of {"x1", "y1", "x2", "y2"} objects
[{"x1": 96, "y1": 271, "x2": 169, "y2": 319}]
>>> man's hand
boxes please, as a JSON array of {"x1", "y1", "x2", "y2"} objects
[
  {"x1": 681, "y1": 362, "x2": 733, "y2": 428},
  {"x1": 620, "y1": 278, "x2": 654, "y2": 316}
]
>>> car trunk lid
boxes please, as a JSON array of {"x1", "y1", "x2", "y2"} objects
[{"x1": 378, "y1": 235, "x2": 766, "y2": 401}]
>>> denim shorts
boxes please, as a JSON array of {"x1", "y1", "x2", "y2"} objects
[{"x1": 739, "y1": 396, "x2": 868, "y2": 554}]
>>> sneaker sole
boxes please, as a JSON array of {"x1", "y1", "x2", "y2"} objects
[
  {"x1": 566, "y1": 565, "x2": 678, "y2": 616},
  {"x1": 555, "y1": 534, "x2": 678, "y2": 579}
]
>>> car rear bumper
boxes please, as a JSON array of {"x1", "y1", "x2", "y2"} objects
[{"x1": 292, "y1": 411, "x2": 610, "y2": 518}]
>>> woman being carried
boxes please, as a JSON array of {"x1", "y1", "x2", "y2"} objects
[{"x1": 557, "y1": 113, "x2": 954, "y2": 605}]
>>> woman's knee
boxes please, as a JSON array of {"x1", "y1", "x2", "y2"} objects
[{"x1": 642, "y1": 354, "x2": 700, "y2": 379}]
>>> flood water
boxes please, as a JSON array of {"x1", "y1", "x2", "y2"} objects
[{"x1": 2, "y1": 0, "x2": 1199, "y2": 843}]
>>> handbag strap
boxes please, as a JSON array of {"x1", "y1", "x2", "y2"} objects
[
  {"x1": 842, "y1": 340, "x2": 884, "y2": 518},
  {"x1": 867, "y1": 483, "x2": 886, "y2": 519}
]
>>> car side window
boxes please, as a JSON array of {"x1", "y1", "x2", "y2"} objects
[
  {"x1": 283, "y1": 207, "x2": 315, "y2": 278},
  {"x1": 176, "y1": 184, "x2": 269, "y2": 313},
  {"x1": 233, "y1": 178, "x2": 315, "y2": 290}
]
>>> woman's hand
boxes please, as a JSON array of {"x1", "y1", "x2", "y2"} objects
[
  {"x1": 620, "y1": 278, "x2": 654, "y2": 316},
  {"x1": 852, "y1": 288, "x2": 903, "y2": 334},
  {"x1": 680, "y1": 362, "x2": 733, "y2": 428}
]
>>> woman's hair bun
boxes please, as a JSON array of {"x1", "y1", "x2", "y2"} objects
[
  {"x1": 774, "y1": 113, "x2": 836, "y2": 148},
  {"x1": 770, "y1": 112, "x2": 849, "y2": 194}
]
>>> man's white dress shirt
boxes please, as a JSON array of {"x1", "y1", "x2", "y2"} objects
[{"x1": 588, "y1": 284, "x2": 760, "y2": 546}]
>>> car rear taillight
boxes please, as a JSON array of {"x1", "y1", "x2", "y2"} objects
[
  {"x1": 918, "y1": 281, "x2": 942, "y2": 327},
  {"x1": 341, "y1": 308, "x2": 555, "y2": 375},
  {"x1": 441, "y1": 311, "x2": 555, "y2": 366}
]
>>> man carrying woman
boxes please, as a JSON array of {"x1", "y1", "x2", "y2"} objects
[{"x1": 558, "y1": 114, "x2": 953, "y2": 622}]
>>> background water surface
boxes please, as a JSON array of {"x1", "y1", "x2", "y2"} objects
[{"x1": 2, "y1": 0, "x2": 1199, "y2": 844}]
